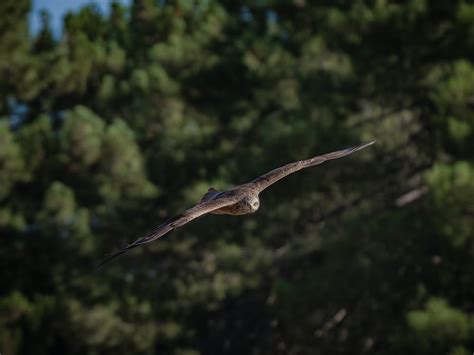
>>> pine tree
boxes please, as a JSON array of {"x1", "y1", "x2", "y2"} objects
[{"x1": 1, "y1": 1, "x2": 474, "y2": 354}]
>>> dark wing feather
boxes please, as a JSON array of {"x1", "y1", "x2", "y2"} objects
[
  {"x1": 251, "y1": 141, "x2": 375, "y2": 193},
  {"x1": 97, "y1": 192, "x2": 242, "y2": 267}
]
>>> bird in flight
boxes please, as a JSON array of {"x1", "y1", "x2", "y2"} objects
[{"x1": 98, "y1": 141, "x2": 375, "y2": 267}]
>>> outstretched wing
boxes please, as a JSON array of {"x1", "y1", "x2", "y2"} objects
[
  {"x1": 251, "y1": 141, "x2": 375, "y2": 193},
  {"x1": 97, "y1": 192, "x2": 241, "y2": 267}
]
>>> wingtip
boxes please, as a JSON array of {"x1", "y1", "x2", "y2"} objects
[
  {"x1": 95, "y1": 249, "x2": 128, "y2": 270},
  {"x1": 340, "y1": 140, "x2": 374, "y2": 154},
  {"x1": 352, "y1": 140, "x2": 376, "y2": 152},
  {"x1": 361, "y1": 140, "x2": 376, "y2": 147},
  {"x1": 95, "y1": 256, "x2": 112, "y2": 271}
]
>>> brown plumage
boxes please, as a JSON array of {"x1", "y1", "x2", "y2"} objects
[{"x1": 98, "y1": 141, "x2": 375, "y2": 267}]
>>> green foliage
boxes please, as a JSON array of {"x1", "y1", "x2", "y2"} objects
[
  {"x1": 0, "y1": 121, "x2": 26, "y2": 200},
  {"x1": 426, "y1": 162, "x2": 474, "y2": 247},
  {"x1": 98, "y1": 118, "x2": 157, "y2": 201},
  {"x1": 60, "y1": 106, "x2": 105, "y2": 167},
  {"x1": 408, "y1": 298, "x2": 471, "y2": 345},
  {"x1": 41, "y1": 181, "x2": 76, "y2": 225},
  {"x1": 1, "y1": 1, "x2": 474, "y2": 354}
]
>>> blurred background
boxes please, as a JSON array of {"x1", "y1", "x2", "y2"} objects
[{"x1": 1, "y1": 0, "x2": 474, "y2": 354}]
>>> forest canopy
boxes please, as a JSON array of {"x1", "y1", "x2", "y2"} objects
[{"x1": 1, "y1": 1, "x2": 474, "y2": 354}]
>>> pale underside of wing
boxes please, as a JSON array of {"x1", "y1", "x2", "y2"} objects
[
  {"x1": 97, "y1": 192, "x2": 242, "y2": 267},
  {"x1": 251, "y1": 141, "x2": 375, "y2": 193}
]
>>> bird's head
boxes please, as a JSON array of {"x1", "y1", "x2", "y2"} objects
[{"x1": 245, "y1": 196, "x2": 260, "y2": 211}]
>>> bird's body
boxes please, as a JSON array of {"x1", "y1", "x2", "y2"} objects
[
  {"x1": 209, "y1": 186, "x2": 260, "y2": 215},
  {"x1": 98, "y1": 141, "x2": 375, "y2": 267}
]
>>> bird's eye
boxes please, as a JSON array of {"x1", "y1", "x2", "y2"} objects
[{"x1": 253, "y1": 202, "x2": 259, "y2": 207}]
